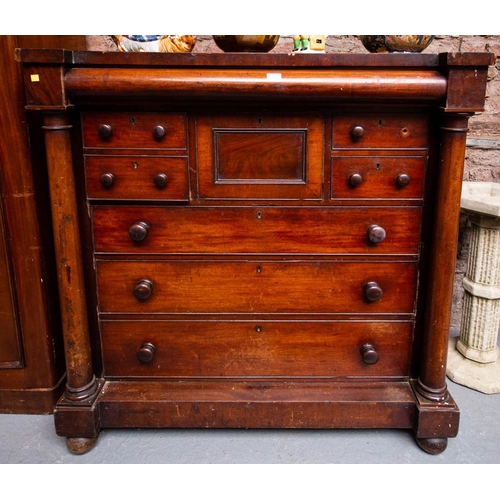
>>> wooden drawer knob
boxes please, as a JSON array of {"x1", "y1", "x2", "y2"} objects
[
  {"x1": 363, "y1": 281, "x2": 383, "y2": 302},
  {"x1": 154, "y1": 173, "x2": 169, "y2": 189},
  {"x1": 367, "y1": 224, "x2": 386, "y2": 244},
  {"x1": 129, "y1": 221, "x2": 150, "y2": 242},
  {"x1": 100, "y1": 172, "x2": 115, "y2": 188},
  {"x1": 97, "y1": 124, "x2": 113, "y2": 139},
  {"x1": 134, "y1": 279, "x2": 154, "y2": 301},
  {"x1": 350, "y1": 125, "x2": 365, "y2": 139},
  {"x1": 137, "y1": 342, "x2": 156, "y2": 363},
  {"x1": 349, "y1": 173, "x2": 363, "y2": 187},
  {"x1": 361, "y1": 344, "x2": 380, "y2": 365},
  {"x1": 396, "y1": 173, "x2": 411, "y2": 187},
  {"x1": 152, "y1": 125, "x2": 166, "y2": 140}
]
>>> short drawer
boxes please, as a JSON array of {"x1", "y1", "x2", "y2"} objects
[
  {"x1": 96, "y1": 260, "x2": 418, "y2": 314},
  {"x1": 196, "y1": 113, "x2": 323, "y2": 200},
  {"x1": 85, "y1": 156, "x2": 188, "y2": 201},
  {"x1": 332, "y1": 114, "x2": 428, "y2": 150},
  {"x1": 101, "y1": 320, "x2": 412, "y2": 378},
  {"x1": 92, "y1": 206, "x2": 422, "y2": 255},
  {"x1": 332, "y1": 156, "x2": 426, "y2": 199},
  {"x1": 81, "y1": 112, "x2": 187, "y2": 150}
]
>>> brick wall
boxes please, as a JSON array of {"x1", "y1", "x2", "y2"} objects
[{"x1": 87, "y1": 35, "x2": 500, "y2": 329}]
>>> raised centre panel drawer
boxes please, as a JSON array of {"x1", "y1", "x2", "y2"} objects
[
  {"x1": 331, "y1": 156, "x2": 426, "y2": 200},
  {"x1": 96, "y1": 260, "x2": 417, "y2": 314},
  {"x1": 85, "y1": 156, "x2": 189, "y2": 201},
  {"x1": 196, "y1": 113, "x2": 323, "y2": 200},
  {"x1": 100, "y1": 320, "x2": 413, "y2": 378},
  {"x1": 92, "y1": 206, "x2": 422, "y2": 255},
  {"x1": 332, "y1": 113, "x2": 429, "y2": 150},
  {"x1": 81, "y1": 112, "x2": 187, "y2": 150}
]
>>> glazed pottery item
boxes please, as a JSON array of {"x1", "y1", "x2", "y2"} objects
[
  {"x1": 213, "y1": 35, "x2": 280, "y2": 53},
  {"x1": 112, "y1": 35, "x2": 197, "y2": 53},
  {"x1": 292, "y1": 35, "x2": 326, "y2": 53},
  {"x1": 359, "y1": 35, "x2": 434, "y2": 53}
]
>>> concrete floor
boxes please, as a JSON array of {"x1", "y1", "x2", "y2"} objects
[{"x1": 1, "y1": 373, "x2": 499, "y2": 464}]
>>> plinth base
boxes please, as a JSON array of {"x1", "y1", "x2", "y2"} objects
[{"x1": 447, "y1": 337, "x2": 500, "y2": 394}]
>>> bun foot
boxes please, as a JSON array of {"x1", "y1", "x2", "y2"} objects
[
  {"x1": 416, "y1": 437, "x2": 448, "y2": 455},
  {"x1": 66, "y1": 436, "x2": 98, "y2": 455}
]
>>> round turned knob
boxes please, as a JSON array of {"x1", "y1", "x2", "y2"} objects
[
  {"x1": 361, "y1": 344, "x2": 380, "y2": 365},
  {"x1": 350, "y1": 125, "x2": 365, "y2": 139},
  {"x1": 97, "y1": 124, "x2": 113, "y2": 139},
  {"x1": 100, "y1": 172, "x2": 115, "y2": 188},
  {"x1": 134, "y1": 279, "x2": 154, "y2": 301},
  {"x1": 363, "y1": 281, "x2": 383, "y2": 302},
  {"x1": 137, "y1": 342, "x2": 156, "y2": 363},
  {"x1": 396, "y1": 173, "x2": 411, "y2": 187},
  {"x1": 129, "y1": 221, "x2": 150, "y2": 242},
  {"x1": 367, "y1": 224, "x2": 386, "y2": 244},
  {"x1": 349, "y1": 173, "x2": 363, "y2": 187},
  {"x1": 154, "y1": 173, "x2": 169, "y2": 189},
  {"x1": 152, "y1": 125, "x2": 166, "y2": 140}
]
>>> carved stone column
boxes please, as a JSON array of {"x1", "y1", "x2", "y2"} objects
[
  {"x1": 447, "y1": 195, "x2": 500, "y2": 394},
  {"x1": 459, "y1": 214, "x2": 500, "y2": 362}
]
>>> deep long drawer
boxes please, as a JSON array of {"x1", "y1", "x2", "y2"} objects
[
  {"x1": 100, "y1": 319, "x2": 413, "y2": 378},
  {"x1": 92, "y1": 206, "x2": 422, "y2": 255},
  {"x1": 96, "y1": 260, "x2": 417, "y2": 314}
]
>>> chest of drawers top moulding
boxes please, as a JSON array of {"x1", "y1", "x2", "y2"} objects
[{"x1": 15, "y1": 50, "x2": 496, "y2": 111}]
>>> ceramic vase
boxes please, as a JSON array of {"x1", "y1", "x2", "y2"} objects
[
  {"x1": 212, "y1": 35, "x2": 280, "y2": 53},
  {"x1": 359, "y1": 35, "x2": 434, "y2": 53}
]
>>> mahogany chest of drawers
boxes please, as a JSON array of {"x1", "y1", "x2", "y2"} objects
[{"x1": 17, "y1": 49, "x2": 494, "y2": 455}]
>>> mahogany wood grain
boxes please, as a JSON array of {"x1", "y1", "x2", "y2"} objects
[
  {"x1": 42, "y1": 113, "x2": 98, "y2": 401},
  {"x1": 331, "y1": 156, "x2": 426, "y2": 200},
  {"x1": 64, "y1": 67, "x2": 448, "y2": 103},
  {"x1": 0, "y1": 36, "x2": 75, "y2": 412},
  {"x1": 92, "y1": 206, "x2": 422, "y2": 255},
  {"x1": 16, "y1": 35, "x2": 87, "y2": 50},
  {"x1": 0, "y1": 208, "x2": 21, "y2": 365},
  {"x1": 96, "y1": 260, "x2": 417, "y2": 314},
  {"x1": 417, "y1": 113, "x2": 472, "y2": 402},
  {"x1": 332, "y1": 113, "x2": 429, "y2": 150},
  {"x1": 81, "y1": 112, "x2": 187, "y2": 150},
  {"x1": 97, "y1": 380, "x2": 416, "y2": 430},
  {"x1": 85, "y1": 156, "x2": 188, "y2": 201},
  {"x1": 196, "y1": 113, "x2": 323, "y2": 200},
  {"x1": 100, "y1": 320, "x2": 412, "y2": 378},
  {"x1": 15, "y1": 49, "x2": 493, "y2": 452}
]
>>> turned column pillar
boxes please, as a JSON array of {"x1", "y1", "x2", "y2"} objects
[
  {"x1": 42, "y1": 112, "x2": 97, "y2": 401},
  {"x1": 417, "y1": 112, "x2": 472, "y2": 402}
]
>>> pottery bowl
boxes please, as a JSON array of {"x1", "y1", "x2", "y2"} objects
[
  {"x1": 213, "y1": 35, "x2": 280, "y2": 53},
  {"x1": 359, "y1": 35, "x2": 434, "y2": 53}
]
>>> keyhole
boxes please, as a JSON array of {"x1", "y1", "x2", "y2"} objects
[
  {"x1": 258, "y1": 117, "x2": 263, "y2": 125},
  {"x1": 130, "y1": 117, "x2": 136, "y2": 126}
]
